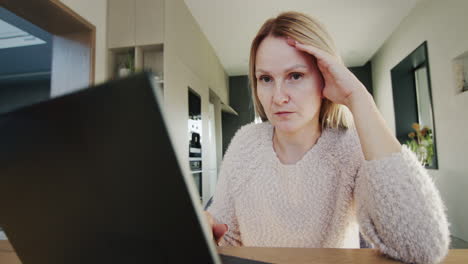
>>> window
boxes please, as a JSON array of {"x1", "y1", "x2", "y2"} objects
[{"x1": 391, "y1": 41, "x2": 438, "y2": 169}]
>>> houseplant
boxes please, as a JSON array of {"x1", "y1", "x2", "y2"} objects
[
  {"x1": 118, "y1": 52, "x2": 135, "y2": 77},
  {"x1": 404, "y1": 122, "x2": 434, "y2": 166}
]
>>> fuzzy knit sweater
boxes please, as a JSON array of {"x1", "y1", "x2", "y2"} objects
[{"x1": 207, "y1": 121, "x2": 450, "y2": 264}]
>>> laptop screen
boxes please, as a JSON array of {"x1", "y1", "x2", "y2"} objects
[{"x1": 0, "y1": 72, "x2": 221, "y2": 263}]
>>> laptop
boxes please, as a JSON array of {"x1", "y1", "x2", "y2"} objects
[{"x1": 0, "y1": 72, "x2": 269, "y2": 264}]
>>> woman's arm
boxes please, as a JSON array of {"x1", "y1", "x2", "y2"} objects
[
  {"x1": 342, "y1": 73, "x2": 450, "y2": 264},
  {"x1": 344, "y1": 86, "x2": 402, "y2": 161},
  {"x1": 345, "y1": 77, "x2": 450, "y2": 263},
  {"x1": 206, "y1": 164, "x2": 242, "y2": 246},
  {"x1": 206, "y1": 126, "x2": 250, "y2": 247},
  {"x1": 288, "y1": 38, "x2": 450, "y2": 263},
  {"x1": 353, "y1": 143, "x2": 450, "y2": 264},
  {"x1": 344, "y1": 79, "x2": 450, "y2": 264}
]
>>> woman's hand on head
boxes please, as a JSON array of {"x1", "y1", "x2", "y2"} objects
[
  {"x1": 286, "y1": 37, "x2": 368, "y2": 107},
  {"x1": 204, "y1": 211, "x2": 228, "y2": 246}
]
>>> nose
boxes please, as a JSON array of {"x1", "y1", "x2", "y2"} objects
[{"x1": 272, "y1": 82, "x2": 290, "y2": 105}]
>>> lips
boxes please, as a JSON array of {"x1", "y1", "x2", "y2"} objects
[{"x1": 274, "y1": 111, "x2": 294, "y2": 116}]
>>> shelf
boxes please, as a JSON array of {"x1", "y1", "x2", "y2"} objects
[
  {"x1": 108, "y1": 47, "x2": 135, "y2": 80},
  {"x1": 108, "y1": 44, "x2": 164, "y2": 101},
  {"x1": 136, "y1": 44, "x2": 164, "y2": 76}
]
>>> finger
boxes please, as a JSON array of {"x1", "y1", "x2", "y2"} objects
[
  {"x1": 316, "y1": 60, "x2": 329, "y2": 74},
  {"x1": 286, "y1": 38, "x2": 336, "y2": 78},
  {"x1": 286, "y1": 36, "x2": 296, "y2": 47},
  {"x1": 295, "y1": 42, "x2": 334, "y2": 63},
  {"x1": 213, "y1": 223, "x2": 228, "y2": 242},
  {"x1": 314, "y1": 62, "x2": 334, "y2": 88},
  {"x1": 286, "y1": 37, "x2": 335, "y2": 64}
]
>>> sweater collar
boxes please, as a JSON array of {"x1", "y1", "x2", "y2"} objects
[{"x1": 263, "y1": 121, "x2": 331, "y2": 168}]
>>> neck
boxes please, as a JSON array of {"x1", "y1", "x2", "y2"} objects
[{"x1": 273, "y1": 118, "x2": 322, "y2": 164}]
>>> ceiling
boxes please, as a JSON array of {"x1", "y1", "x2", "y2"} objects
[
  {"x1": 184, "y1": 0, "x2": 424, "y2": 76},
  {"x1": 0, "y1": 7, "x2": 52, "y2": 77},
  {"x1": 0, "y1": 18, "x2": 45, "y2": 49}
]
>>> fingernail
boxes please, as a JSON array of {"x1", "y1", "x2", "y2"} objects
[
  {"x1": 224, "y1": 224, "x2": 229, "y2": 232},
  {"x1": 286, "y1": 37, "x2": 296, "y2": 46}
]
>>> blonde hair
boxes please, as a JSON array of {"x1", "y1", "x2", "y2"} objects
[{"x1": 249, "y1": 11, "x2": 354, "y2": 130}]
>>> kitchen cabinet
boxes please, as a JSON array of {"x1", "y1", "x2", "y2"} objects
[
  {"x1": 107, "y1": 0, "x2": 135, "y2": 48},
  {"x1": 107, "y1": 0, "x2": 164, "y2": 49},
  {"x1": 136, "y1": 0, "x2": 164, "y2": 46}
]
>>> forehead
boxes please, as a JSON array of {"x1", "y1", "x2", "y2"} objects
[{"x1": 255, "y1": 36, "x2": 313, "y2": 72}]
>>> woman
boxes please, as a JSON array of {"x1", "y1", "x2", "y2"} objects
[{"x1": 205, "y1": 11, "x2": 449, "y2": 264}]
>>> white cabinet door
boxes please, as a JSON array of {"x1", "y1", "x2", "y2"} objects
[
  {"x1": 136, "y1": 0, "x2": 164, "y2": 46},
  {"x1": 107, "y1": 0, "x2": 136, "y2": 48}
]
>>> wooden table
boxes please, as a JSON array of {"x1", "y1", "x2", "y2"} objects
[
  {"x1": 1, "y1": 240, "x2": 467, "y2": 263},
  {"x1": 219, "y1": 247, "x2": 468, "y2": 263},
  {"x1": 0, "y1": 241, "x2": 21, "y2": 264}
]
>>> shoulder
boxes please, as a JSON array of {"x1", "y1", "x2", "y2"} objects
[
  {"x1": 219, "y1": 122, "x2": 271, "y2": 191},
  {"x1": 324, "y1": 126, "x2": 364, "y2": 165},
  {"x1": 221, "y1": 121, "x2": 271, "y2": 176},
  {"x1": 325, "y1": 126, "x2": 360, "y2": 149},
  {"x1": 225, "y1": 121, "x2": 271, "y2": 154},
  {"x1": 234, "y1": 121, "x2": 270, "y2": 139}
]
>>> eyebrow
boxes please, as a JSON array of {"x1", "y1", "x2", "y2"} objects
[{"x1": 255, "y1": 64, "x2": 308, "y2": 75}]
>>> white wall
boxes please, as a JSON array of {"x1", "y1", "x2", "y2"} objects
[
  {"x1": 164, "y1": 0, "x2": 230, "y2": 203},
  {"x1": 371, "y1": 0, "x2": 468, "y2": 241},
  {"x1": 164, "y1": 51, "x2": 212, "y2": 201},
  {"x1": 164, "y1": 0, "x2": 229, "y2": 105},
  {"x1": 59, "y1": 0, "x2": 108, "y2": 84}
]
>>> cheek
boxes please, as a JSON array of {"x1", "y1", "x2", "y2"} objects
[
  {"x1": 291, "y1": 80, "x2": 322, "y2": 111},
  {"x1": 294, "y1": 78, "x2": 322, "y2": 100},
  {"x1": 257, "y1": 88, "x2": 270, "y2": 109}
]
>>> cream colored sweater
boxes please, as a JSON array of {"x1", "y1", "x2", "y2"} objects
[{"x1": 207, "y1": 121, "x2": 450, "y2": 264}]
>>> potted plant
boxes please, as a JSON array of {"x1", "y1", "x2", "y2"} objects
[
  {"x1": 404, "y1": 122, "x2": 434, "y2": 166},
  {"x1": 118, "y1": 52, "x2": 135, "y2": 77}
]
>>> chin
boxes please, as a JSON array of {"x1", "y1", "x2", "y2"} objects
[{"x1": 271, "y1": 119, "x2": 301, "y2": 133}]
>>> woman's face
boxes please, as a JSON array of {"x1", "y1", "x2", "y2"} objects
[{"x1": 255, "y1": 36, "x2": 324, "y2": 133}]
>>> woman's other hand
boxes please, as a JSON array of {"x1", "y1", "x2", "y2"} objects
[{"x1": 204, "y1": 211, "x2": 229, "y2": 245}]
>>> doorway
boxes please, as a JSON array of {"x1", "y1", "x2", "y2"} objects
[{"x1": 1, "y1": 0, "x2": 96, "y2": 97}]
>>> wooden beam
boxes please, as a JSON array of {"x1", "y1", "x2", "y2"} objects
[
  {"x1": 0, "y1": 0, "x2": 95, "y2": 35},
  {"x1": 1, "y1": 0, "x2": 97, "y2": 86}
]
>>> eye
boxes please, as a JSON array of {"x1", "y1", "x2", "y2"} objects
[
  {"x1": 290, "y1": 72, "x2": 303, "y2": 81},
  {"x1": 259, "y1": 75, "x2": 272, "y2": 83}
]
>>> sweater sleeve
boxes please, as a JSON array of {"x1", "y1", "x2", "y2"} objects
[
  {"x1": 354, "y1": 144, "x2": 450, "y2": 264},
  {"x1": 206, "y1": 127, "x2": 248, "y2": 246}
]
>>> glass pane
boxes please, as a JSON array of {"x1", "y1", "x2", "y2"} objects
[{"x1": 414, "y1": 66, "x2": 434, "y2": 130}]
